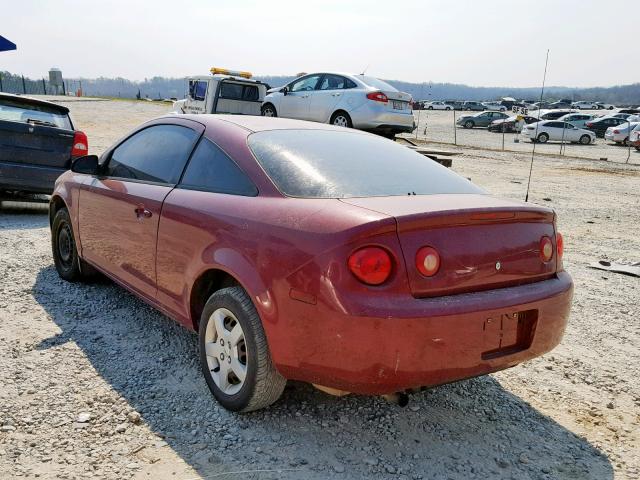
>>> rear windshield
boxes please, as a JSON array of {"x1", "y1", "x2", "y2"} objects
[
  {"x1": 357, "y1": 76, "x2": 397, "y2": 92},
  {"x1": 0, "y1": 98, "x2": 72, "y2": 129},
  {"x1": 248, "y1": 130, "x2": 484, "y2": 198}
]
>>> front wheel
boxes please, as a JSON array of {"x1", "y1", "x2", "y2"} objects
[
  {"x1": 51, "y1": 208, "x2": 97, "y2": 282},
  {"x1": 199, "y1": 286, "x2": 286, "y2": 412},
  {"x1": 428, "y1": 106, "x2": 433, "y2": 110},
  {"x1": 463, "y1": 120, "x2": 474, "y2": 129},
  {"x1": 261, "y1": 104, "x2": 277, "y2": 117},
  {"x1": 330, "y1": 111, "x2": 352, "y2": 128}
]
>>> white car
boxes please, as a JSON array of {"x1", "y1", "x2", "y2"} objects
[
  {"x1": 558, "y1": 113, "x2": 597, "y2": 128},
  {"x1": 482, "y1": 101, "x2": 507, "y2": 112},
  {"x1": 630, "y1": 125, "x2": 640, "y2": 150},
  {"x1": 521, "y1": 120, "x2": 595, "y2": 144},
  {"x1": 604, "y1": 122, "x2": 640, "y2": 145},
  {"x1": 595, "y1": 102, "x2": 616, "y2": 110},
  {"x1": 261, "y1": 72, "x2": 415, "y2": 138},
  {"x1": 571, "y1": 101, "x2": 598, "y2": 110},
  {"x1": 424, "y1": 101, "x2": 452, "y2": 110}
]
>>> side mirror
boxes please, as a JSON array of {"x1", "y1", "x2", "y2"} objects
[
  {"x1": 282, "y1": 86, "x2": 288, "y2": 96},
  {"x1": 71, "y1": 155, "x2": 99, "y2": 175}
]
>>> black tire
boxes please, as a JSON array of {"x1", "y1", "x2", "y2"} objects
[
  {"x1": 428, "y1": 106, "x2": 433, "y2": 110},
  {"x1": 579, "y1": 135, "x2": 591, "y2": 145},
  {"x1": 445, "y1": 107, "x2": 451, "y2": 111},
  {"x1": 623, "y1": 137, "x2": 629, "y2": 147},
  {"x1": 51, "y1": 208, "x2": 97, "y2": 282},
  {"x1": 199, "y1": 286, "x2": 286, "y2": 412},
  {"x1": 330, "y1": 111, "x2": 352, "y2": 128},
  {"x1": 261, "y1": 104, "x2": 277, "y2": 117},
  {"x1": 463, "y1": 120, "x2": 474, "y2": 129},
  {"x1": 537, "y1": 133, "x2": 549, "y2": 143},
  {"x1": 635, "y1": 146, "x2": 640, "y2": 151}
]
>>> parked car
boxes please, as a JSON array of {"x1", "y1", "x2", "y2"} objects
[
  {"x1": 611, "y1": 113, "x2": 634, "y2": 120},
  {"x1": 456, "y1": 111, "x2": 509, "y2": 128},
  {"x1": 50, "y1": 114, "x2": 572, "y2": 412},
  {"x1": 584, "y1": 116, "x2": 630, "y2": 137},
  {"x1": 482, "y1": 101, "x2": 507, "y2": 112},
  {"x1": 571, "y1": 101, "x2": 598, "y2": 110},
  {"x1": 604, "y1": 122, "x2": 640, "y2": 145},
  {"x1": 540, "y1": 109, "x2": 574, "y2": 120},
  {"x1": 595, "y1": 102, "x2": 615, "y2": 110},
  {"x1": 261, "y1": 72, "x2": 414, "y2": 138},
  {"x1": 521, "y1": 121, "x2": 595, "y2": 144},
  {"x1": 462, "y1": 101, "x2": 485, "y2": 111},
  {"x1": 0, "y1": 93, "x2": 88, "y2": 196},
  {"x1": 444, "y1": 100, "x2": 465, "y2": 110},
  {"x1": 487, "y1": 115, "x2": 538, "y2": 133},
  {"x1": 617, "y1": 108, "x2": 640, "y2": 114},
  {"x1": 424, "y1": 101, "x2": 452, "y2": 110},
  {"x1": 548, "y1": 100, "x2": 572, "y2": 109},
  {"x1": 630, "y1": 124, "x2": 640, "y2": 150},
  {"x1": 557, "y1": 113, "x2": 597, "y2": 128}
]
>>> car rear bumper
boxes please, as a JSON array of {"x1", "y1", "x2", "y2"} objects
[
  {"x1": 273, "y1": 272, "x2": 573, "y2": 395},
  {"x1": 350, "y1": 105, "x2": 416, "y2": 133},
  {"x1": 0, "y1": 161, "x2": 65, "y2": 194}
]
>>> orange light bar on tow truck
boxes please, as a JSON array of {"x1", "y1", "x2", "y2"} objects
[{"x1": 210, "y1": 67, "x2": 252, "y2": 79}]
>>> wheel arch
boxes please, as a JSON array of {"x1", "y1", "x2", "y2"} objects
[
  {"x1": 49, "y1": 194, "x2": 68, "y2": 228},
  {"x1": 330, "y1": 109, "x2": 352, "y2": 124},
  {"x1": 189, "y1": 268, "x2": 242, "y2": 331}
]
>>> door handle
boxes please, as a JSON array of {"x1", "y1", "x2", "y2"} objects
[
  {"x1": 134, "y1": 205, "x2": 152, "y2": 218},
  {"x1": 331, "y1": 93, "x2": 341, "y2": 97},
  {"x1": 301, "y1": 95, "x2": 309, "y2": 98}
]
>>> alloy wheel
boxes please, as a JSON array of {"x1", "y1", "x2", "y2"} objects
[
  {"x1": 333, "y1": 115, "x2": 349, "y2": 127},
  {"x1": 204, "y1": 307, "x2": 248, "y2": 395}
]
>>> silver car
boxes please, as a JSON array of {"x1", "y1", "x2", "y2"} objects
[{"x1": 261, "y1": 72, "x2": 415, "y2": 137}]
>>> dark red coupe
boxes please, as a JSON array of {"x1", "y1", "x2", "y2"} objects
[{"x1": 50, "y1": 115, "x2": 573, "y2": 412}]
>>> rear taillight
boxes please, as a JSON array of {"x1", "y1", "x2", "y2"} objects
[
  {"x1": 586, "y1": 122, "x2": 593, "y2": 127},
  {"x1": 556, "y1": 232, "x2": 564, "y2": 259},
  {"x1": 71, "y1": 131, "x2": 88, "y2": 157},
  {"x1": 348, "y1": 247, "x2": 393, "y2": 285},
  {"x1": 416, "y1": 246, "x2": 441, "y2": 277},
  {"x1": 366, "y1": 91, "x2": 388, "y2": 103},
  {"x1": 540, "y1": 236, "x2": 553, "y2": 262}
]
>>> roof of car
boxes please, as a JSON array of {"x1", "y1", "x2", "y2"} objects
[
  {"x1": 0, "y1": 92, "x2": 70, "y2": 113},
  {"x1": 171, "y1": 114, "x2": 369, "y2": 134}
]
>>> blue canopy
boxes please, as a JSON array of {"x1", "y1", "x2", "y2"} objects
[{"x1": 0, "y1": 36, "x2": 16, "y2": 52}]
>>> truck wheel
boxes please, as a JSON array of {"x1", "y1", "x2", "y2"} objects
[
  {"x1": 199, "y1": 286, "x2": 286, "y2": 412},
  {"x1": 330, "y1": 111, "x2": 352, "y2": 128},
  {"x1": 261, "y1": 104, "x2": 277, "y2": 117}
]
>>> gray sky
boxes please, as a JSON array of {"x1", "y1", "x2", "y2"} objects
[{"x1": 1, "y1": 0, "x2": 635, "y2": 87}]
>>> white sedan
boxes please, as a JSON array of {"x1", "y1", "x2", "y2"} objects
[
  {"x1": 558, "y1": 113, "x2": 597, "y2": 128},
  {"x1": 424, "y1": 101, "x2": 452, "y2": 110},
  {"x1": 604, "y1": 122, "x2": 640, "y2": 145},
  {"x1": 571, "y1": 101, "x2": 598, "y2": 110},
  {"x1": 521, "y1": 120, "x2": 595, "y2": 144}
]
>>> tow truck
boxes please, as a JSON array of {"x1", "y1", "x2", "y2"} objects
[{"x1": 172, "y1": 67, "x2": 269, "y2": 116}]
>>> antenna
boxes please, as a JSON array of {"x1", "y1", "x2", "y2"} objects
[
  {"x1": 525, "y1": 49, "x2": 550, "y2": 203},
  {"x1": 360, "y1": 64, "x2": 369, "y2": 76}
]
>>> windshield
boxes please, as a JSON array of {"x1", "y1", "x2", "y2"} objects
[
  {"x1": 0, "y1": 98, "x2": 72, "y2": 129},
  {"x1": 357, "y1": 75, "x2": 397, "y2": 92},
  {"x1": 247, "y1": 129, "x2": 484, "y2": 199}
]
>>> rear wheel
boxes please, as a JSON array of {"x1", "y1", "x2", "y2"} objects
[
  {"x1": 199, "y1": 286, "x2": 286, "y2": 412},
  {"x1": 463, "y1": 120, "x2": 474, "y2": 129},
  {"x1": 537, "y1": 132, "x2": 549, "y2": 143},
  {"x1": 51, "y1": 208, "x2": 97, "y2": 282},
  {"x1": 428, "y1": 106, "x2": 433, "y2": 110},
  {"x1": 579, "y1": 135, "x2": 591, "y2": 145},
  {"x1": 445, "y1": 107, "x2": 451, "y2": 111},
  {"x1": 623, "y1": 137, "x2": 629, "y2": 146},
  {"x1": 261, "y1": 104, "x2": 277, "y2": 117},
  {"x1": 330, "y1": 111, "x2": 352, "y2": 128}
]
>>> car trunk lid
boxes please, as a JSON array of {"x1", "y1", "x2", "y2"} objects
[{"x1": 341, "y1": 194, "x2": 558, "y2": 297}]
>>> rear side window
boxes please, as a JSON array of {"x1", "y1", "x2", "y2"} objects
[
  {"x1": 180, "y1": 138, "x2": 257, "y2": 196},
  {"x1": 248, "y1": 130, "x2": 483, "y2": 198},
  {"x1": 219, "y1": 83, "x2": 259, "y2": 101},
  {"x1": 0, "y1": 98, "x2": 72, "y2": 129},
  {"x1": 106, "y1": 125, "x2": 199, "y2": 184}
]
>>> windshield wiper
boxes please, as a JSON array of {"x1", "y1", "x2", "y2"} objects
[{"x1": 25, "y1": 118, "x2": 57, "y2": 127}]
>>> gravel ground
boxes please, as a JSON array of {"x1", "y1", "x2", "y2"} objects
[{"x1": 0, "y1": 99, "x2": 639, "y2": 479}]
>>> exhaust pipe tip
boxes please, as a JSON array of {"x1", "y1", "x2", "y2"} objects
[{"x1": 382, "y1": 392, "x2": 409, "y2": 407}]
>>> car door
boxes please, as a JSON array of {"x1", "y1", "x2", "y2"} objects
[
  {"x1": 78, "y1": 121, "x2": 203, "y2": 299},
  {"x1": 155, "y1": 137, "x2": 259, "y2": 325},
  {"x1": 544, "y1": 121, "x2": 564, "y2": 140},
  {"x1": 278, "y1": 74, "x2": 322, "y2": 120},
  {"x1": 308, "y1": 74, "x2": 349, "y2": 123},
  {"x1": 561, "y1": 123, "x2": 580, "y2": 141}
]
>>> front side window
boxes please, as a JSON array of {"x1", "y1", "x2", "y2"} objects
[
  {"x1": 193, "y1": 81, "x2": 207, "y2": 101},
  {"x1": 105, "y1": 125, "x2": 199, "y2": 184},
  {"x1": 248, "y1": 129, "x2": 484, "y2": 199},
  {"x1": 290, "y1": 75, "x2": 321, "y2": 92},
  {"x1": 180, "y1": 138, "x2": 257, "y2": 196}
]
